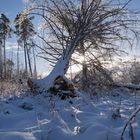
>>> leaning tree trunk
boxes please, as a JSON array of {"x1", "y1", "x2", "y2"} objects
[{"x1": 29, "y1": 34, "x2": 82, "y2": 91}]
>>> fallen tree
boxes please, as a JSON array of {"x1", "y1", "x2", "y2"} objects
[
  {"x1": 110, "y1": 83, "x2": 140, "y2": 91},
  {"x1": 26, "y1": 0, "x2": 140, "y2": 93}
]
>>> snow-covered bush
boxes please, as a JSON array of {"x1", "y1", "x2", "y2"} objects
[
  {"x1": 129, "y1": 60, "x2": 140, "y2": 84},
  {"x1": 0, "y1": 79, "x2": 27, "y2": 98},
  {"x1": 73, "y1": 62, "x2": 113, "y2": 95}
]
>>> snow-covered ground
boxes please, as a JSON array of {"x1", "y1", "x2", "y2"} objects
[{"x1": 0, "y1": 89, "x2": 140, "y2": 140}]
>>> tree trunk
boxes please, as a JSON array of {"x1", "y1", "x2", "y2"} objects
[
  {"x1": 82, "y1": 61, "x2": 88, "y2": 90},
  {"x1": 17, "y1": 45, "x2": 20, "y2": 78},
  {"x1": 33, "y1": 47, "x2": 37, "y2": 78},
  {"x1": 26, "y1": 45, "x2": 33, "y2": 77},
  {"x1": 24, "y1": 40, "x2": 28, "y2": 78},
  {"x1": 3, "y1": 37, "x2": 6, "y2": 79},
  {"x1": 0, "y1": 41, "x2": 3, "y2": 78},
  {"x1": 80, "y1": 41, "x2": 88, "y2": 90},
  {"x1": 30, "y1": 34, "x2": 82, "y2": 91}
]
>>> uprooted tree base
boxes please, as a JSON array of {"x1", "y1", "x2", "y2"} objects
[
  {"x1": 27, "y1": 76, "x2": 76, "y2": 100},
  {"x1": 27, "y1": 75, "x2": 140, "y2": 100}
]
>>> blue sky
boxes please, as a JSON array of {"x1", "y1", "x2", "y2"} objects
[
  {"x1": 0, "y1": 0, "x2": 140, "y2": 76},
  {"x1": 0, "y1": 0, "x2": 139, "y2": 30},
  {"x1": 0, "y1": 0, "x2": 24, "y2": 20},
  {"x1": 0, "y1": 0, "x2": 51, "y2": 76},
  {"x1": 132, "y1": 0, "x2": 140, "y2": 9},
  {"x1": 0, "y1": 0, "x2": 25, "y2": 47}
]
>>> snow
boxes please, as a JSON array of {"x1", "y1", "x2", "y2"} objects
[
  {"x1": 33, "y1": 56, "x2": 68, "y2": 90},
  {"x1": 33, "y1": 33, "x2": 83, "y2": 91},
  {"x1": 0, "y1": 90, "x2": 140, "y2": 140}
]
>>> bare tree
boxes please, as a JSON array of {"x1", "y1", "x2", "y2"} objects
[{"x1": 26, "y1": 0, "x2": 140, "y2": 91}]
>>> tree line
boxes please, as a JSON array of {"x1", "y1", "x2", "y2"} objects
[{"x1": 0, "y1": 13, "x2": 37, "y2": 80}]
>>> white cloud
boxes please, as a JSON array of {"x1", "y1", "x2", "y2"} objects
[
  {"x1": 6, "y1": 42, "x2": 18, "y2": 50},
  {"x1": 6, "y1": 42, "x2": 23, "y2": 52},
  {"x1": 22, "y1": 0, "x2": 30, "y2": 4}
]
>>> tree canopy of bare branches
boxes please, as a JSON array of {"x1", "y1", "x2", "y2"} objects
[{"x1": 25, "y1": 0, "x2": 140, "y2": 91}]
